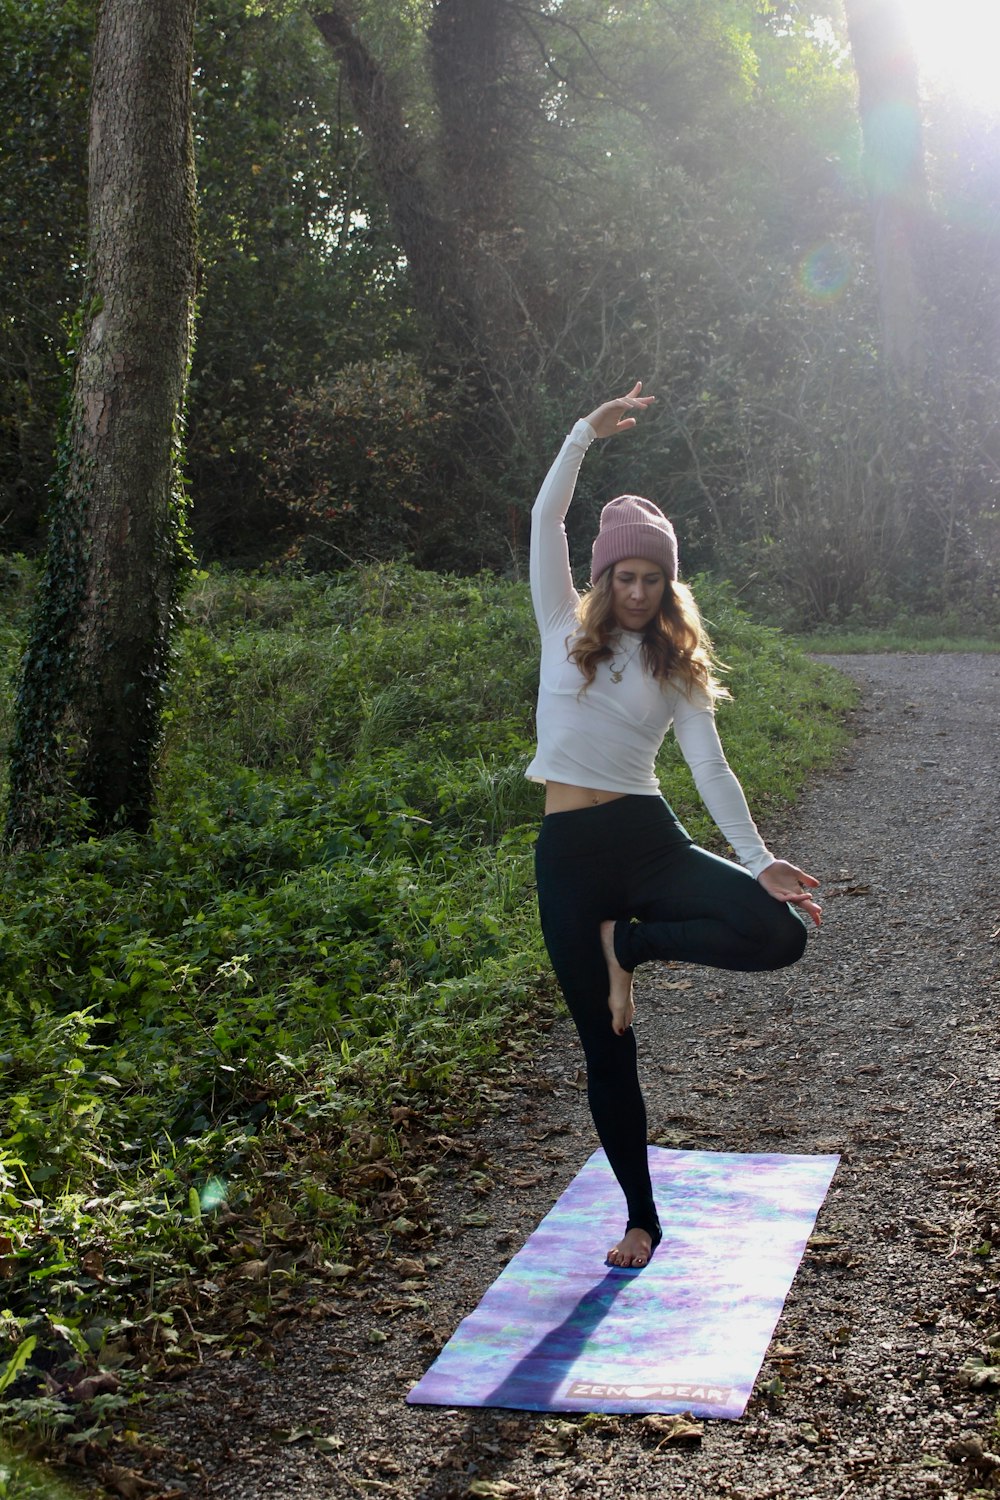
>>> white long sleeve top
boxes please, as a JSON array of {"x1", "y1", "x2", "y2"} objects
[{"x1": 524, "y1": 419, "x2": 775, "y2": 878}]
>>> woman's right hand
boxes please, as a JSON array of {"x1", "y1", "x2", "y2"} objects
[{"x1": 584, "y1": 381, "x2": 655, "y2": 439}]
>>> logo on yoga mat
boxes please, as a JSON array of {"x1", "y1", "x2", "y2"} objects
[{"x1": 567, "y1": 1380, "x2": 732, "y2": 1405}]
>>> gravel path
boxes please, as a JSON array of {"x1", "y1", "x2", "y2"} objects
[{"x1": 147, "y1": 654, "x2": 1000, "y2": 1499}]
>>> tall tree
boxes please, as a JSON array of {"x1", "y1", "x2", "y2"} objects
[
  {"x1": 6, "y1": 0, "x2": 198, "y2": 848},
  {"x1": 843, "y1": 0, "x2": 930, "y2": 379},
  {"x1": 310, "y1": 0, "x2": 541, "y2": 402}
]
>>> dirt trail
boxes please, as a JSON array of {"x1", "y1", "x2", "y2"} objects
[{"x1": 149, "y1": 654, "x2": 1000, "y2": 1499}]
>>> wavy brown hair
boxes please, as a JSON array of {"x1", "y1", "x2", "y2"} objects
[{"x1": 568, "y1": 570, "x2": 729, "y2": 700}]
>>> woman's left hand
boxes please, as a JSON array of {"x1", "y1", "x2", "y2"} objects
[
  {"x1": 583, "y1": 381, "x2": 655, "y2": 439},
  {"x1": 757, "y1": 860, "x2": 822, "y2": 927}
]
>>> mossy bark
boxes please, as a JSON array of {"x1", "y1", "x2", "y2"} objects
[{"x1": 6, "y1": 0, "x2": 198, "y2": 848}]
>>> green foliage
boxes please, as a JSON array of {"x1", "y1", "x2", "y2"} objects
[
  {"x1": 187, "y1": 0, "x2": 412, "y2": 558},
  {"x1": 0, "y1": 1437, "x2": 85, "y2": 1499},
  {"x1": 4, "y1": 0, "x2": 1000, "y2": 623},
  {"x1": 0, "y1": 559, "x2": 854, "y2": 1455},
  {"x1": 0, "y1": 0, "x2": 92, "y2": 547},
  {"x1": 264, "y1": 358, "x2": 464, "y2": 568}
]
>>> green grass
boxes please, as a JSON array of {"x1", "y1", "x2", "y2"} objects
[
  {"x1": 0, "y1": 1445, "x2": 86, "y2": 1499},
  {"x1": 0, "y1": 559, "x2": 857, "y2": 1467},
  {"x1": 793, "y1": 625, "x2": 1000, "y2": 654}
]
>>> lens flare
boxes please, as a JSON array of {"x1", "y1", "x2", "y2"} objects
[
  {"x1": 798, "y1": 243, "x2": 853, "y2": 303},
  {"x1": 199, "y1": 1177, "x2": 228, "y2": 1212},
  {"x1": 905, "y1": 0, "x2": 1000, "y2": 114}
]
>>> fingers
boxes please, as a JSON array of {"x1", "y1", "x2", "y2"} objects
[
  {"x1": 759, "y1": 863, "x2": 823, "y2": 927},
  {"x1": 787, "y1": 892, "x2": 823, "y2": 927},
  {"x1": 620, "y1": 385, "x2": 655, "y2": 416},
  {"x1": 583, "y1": 385, "x2": 654, "y2": 436}
]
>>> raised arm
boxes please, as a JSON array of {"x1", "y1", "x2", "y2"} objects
[{"x1": 529, "y1": 382, "x2": 655, "y2": 635}]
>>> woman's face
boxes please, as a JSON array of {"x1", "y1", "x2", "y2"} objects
[{"x1": 610, "y1": 557, "x2": 666, "y2": 631}]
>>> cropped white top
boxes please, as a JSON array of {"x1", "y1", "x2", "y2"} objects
[{"x1": 525, "y1": 419, "x2": 775, "y2": 878}]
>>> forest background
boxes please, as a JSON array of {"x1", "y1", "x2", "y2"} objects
[
  {"x1": 1, "y1": 0, "x2": 999, "y2": 1486},
  {"x1": 4, "y1": 0, "x2": 999, "y2": 626}
]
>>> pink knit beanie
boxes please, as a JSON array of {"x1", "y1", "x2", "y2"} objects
[{"x1": 591, "y1": 494, "x2": 678, "y2": 583}]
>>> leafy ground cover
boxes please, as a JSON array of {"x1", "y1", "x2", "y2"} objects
[{"x1": 0, "y1": 561, "x2": 856, "y2": 1483}]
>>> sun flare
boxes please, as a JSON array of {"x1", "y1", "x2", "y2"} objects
[{"x1": 903, "y1": 0, "x2": 1000, "y2": 110}]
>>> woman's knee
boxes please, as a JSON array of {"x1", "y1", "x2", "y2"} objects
[{"x1": 765, "y1": 905, "x2": 809, "y2": 969}]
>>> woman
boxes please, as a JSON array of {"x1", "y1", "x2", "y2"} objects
[{"x1": 527, "y1": 383, "x2": 821, "y2": 1271}]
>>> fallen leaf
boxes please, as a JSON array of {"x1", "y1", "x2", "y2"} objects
[
  {"x1": 641, "y1": 1412, "x2": 704, "y2": 1445},
  {"x1": 959, "y1": 1356, "x2": 1000, "y2": 1390},
  {"x1": 533, "y1": 1420, "x2": 577, "y2": 1456},
  {"x1": 759, "y1": 1374, "x2": 785, "y2": 1405},
  {"x1": 67, "y1": 1371, "x2": 120, "y2": 1402},
  {"x1": 385, "y1": 1216, "x2": 419, "y2": 1236},
  {"x1": 103, "y1": 1467, "x2": 161, "y2": 1499},
  {"x1": 238, "y1": 1259, "x2": 270, "y2": 1281},
  {"x1": 946, "y1": 1433, "x2": 1000, "y2": 1474},
  {"x1": 314, "y1": 1434, "x2": 346, "y2": 1453}
]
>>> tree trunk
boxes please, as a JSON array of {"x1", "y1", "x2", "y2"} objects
[
  {"x1": 429, "y1": 0, "x2": 517, "y2": 235},
  {"x1": 843, "y1": 0, "x2": 930, "y2": 380},
  {"x1": 6, "y1": 0, "x2": 198, "y2": 848},
  {"x1": 310, "y1": 1, "x2": 537, "y2": 389},
  {"x1": 311, "y1": 4, "x2": 475, "y2": 345}
]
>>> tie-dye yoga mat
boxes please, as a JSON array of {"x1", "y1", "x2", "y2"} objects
[{"x1": 407, "y1": 1146, "x2": 838, "y2": 1417}]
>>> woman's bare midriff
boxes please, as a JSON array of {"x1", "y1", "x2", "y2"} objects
[{"x1": 543, "y1": 781, "x2": 629, "y2": 814}]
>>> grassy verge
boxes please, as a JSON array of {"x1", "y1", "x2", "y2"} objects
[
  {"x1": 0, "y1": 561, "x2": 856, "y2": 1476},
  {"x1": 793, "y1": 624, "x2": 1000, "y2": 654}
]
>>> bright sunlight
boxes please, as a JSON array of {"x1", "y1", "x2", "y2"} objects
[{"x1": 904, "y1": 0, "x2": 1000, "y2": 110}]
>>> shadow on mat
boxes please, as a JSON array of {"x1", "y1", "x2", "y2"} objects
[{"x1": 484, "y1": 1269, "x2": 634, "y2": 1409}]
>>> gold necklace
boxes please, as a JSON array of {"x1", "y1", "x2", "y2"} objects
[{"x1": 608, "y1": 638, "x2": 642, "y2": 683}]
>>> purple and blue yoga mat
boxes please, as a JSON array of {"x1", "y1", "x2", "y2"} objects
[{"x1": 407, "y1": 1146, "x2": 838, "y2": 1417}]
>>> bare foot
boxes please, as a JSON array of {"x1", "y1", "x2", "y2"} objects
[
  {"x1": 600, "y1": 919, "x2": 634, "y2": 1035},
  {"x1": 606, "y1": 1227, "x2": 653, "y2": 1269}
]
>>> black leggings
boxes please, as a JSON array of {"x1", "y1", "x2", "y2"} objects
[{"x1": 535, "y1": 796, "x2": 808, "y2": 1240}]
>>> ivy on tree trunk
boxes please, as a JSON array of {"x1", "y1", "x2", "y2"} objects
[{"x1": 5, "y1": 0, "x2": 198, "y2": 849}]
